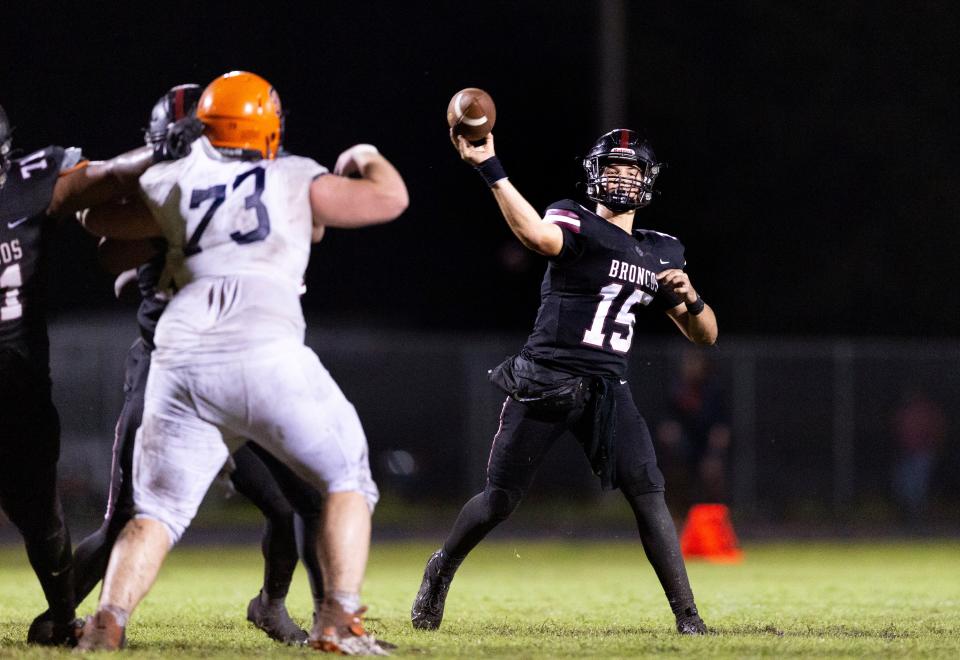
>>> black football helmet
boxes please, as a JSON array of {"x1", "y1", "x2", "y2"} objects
[
  {"x1": 583, "y1": 128, "x2": 661, "y2": 212},
  {"x1": 0, "y1": 103, "x2": 12, "y2": 174},
  {"x1": 144, "y1": 84, "x2": 202, "y2": 146}
]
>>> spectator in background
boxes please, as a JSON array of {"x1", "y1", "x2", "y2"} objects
[
  {"x1": 892, "y1": 390, "x2": 946, "y2": 522},
  {"x1": 656, "y1": 348, "x2": 730, "y2": 511}
]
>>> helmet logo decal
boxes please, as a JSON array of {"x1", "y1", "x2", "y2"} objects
[{"x1": 269, "y1": 88, "x2": 282, "y2": 116}]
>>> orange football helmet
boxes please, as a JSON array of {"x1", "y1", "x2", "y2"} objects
[{"x1": 197, "y1": 71, "x2": 282, "y2": 159}]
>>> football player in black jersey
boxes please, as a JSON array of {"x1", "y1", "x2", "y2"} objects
[
  {"x1": 72, "y1": 85, "x2": 329, "y2": 645},
  {"x1": 0, "y1": 101, "x2": 173, "y2": 645},
  {"x1": 411, "y1": 128, "x2": 717, "y2": 635}
]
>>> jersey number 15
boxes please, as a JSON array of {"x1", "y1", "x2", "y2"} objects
[{"x1": 582, "y1": 283, "x2": 653, "y2": 353}]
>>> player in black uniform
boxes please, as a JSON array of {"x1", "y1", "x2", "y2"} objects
[
  {"x1": 71, "y1": 85, "x2": 328, "y2": 645},
  {"x1": 411, "y1": 128, "x2": 718, "y2": 634},
  {"x1": 0, "y1": 101, "x2": 169, "y2": 645}
]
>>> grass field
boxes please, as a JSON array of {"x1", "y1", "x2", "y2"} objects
[{"x1": 1, "y1": 540, "x2": 958, "y2": 657}]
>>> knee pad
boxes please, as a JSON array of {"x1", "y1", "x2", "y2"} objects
[
  {"x1": 484, "y1": 485, "x2": 523, "y2": 521},
  {"x1": 620, "y1": 462, "x2": 666, "y2": 498}
]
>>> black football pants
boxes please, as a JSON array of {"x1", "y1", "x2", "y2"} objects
[
  {"x1": 441, "y1": 382, "x2": 696, "y2": 615},
  {"x1": 0, "y1": 349, "x2": 75, "y2": 623}
]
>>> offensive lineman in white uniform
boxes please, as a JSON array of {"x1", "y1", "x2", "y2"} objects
[{"x1": 77, "y1": 71, "x2": 408, "y2": 655}]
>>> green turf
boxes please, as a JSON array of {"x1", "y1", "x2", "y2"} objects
[{"x1": 1, "y1": 540, "x2": 958, "y2": 657}]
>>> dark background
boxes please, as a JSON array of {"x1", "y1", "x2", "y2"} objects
[
  {"x1": 2, "y1": 0, "x2": 958, "y2": 336},
  {"x1": 1, "y1": 2, "x2": 959, "y2": 535}
]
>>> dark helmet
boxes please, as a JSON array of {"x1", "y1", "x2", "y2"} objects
[
  {"x1": 145, "y1": 84, "x2": 202, "y2": 146},
  {"x1": 0, "y1": 103, "x2": 11, "y2": 172},
  {"x1": 582, "y1": 128, "x2": 662, "y2": 212}
]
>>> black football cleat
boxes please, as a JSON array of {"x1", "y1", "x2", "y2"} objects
[
  {"x1": 247, "y1": 592, "x2": 308, "y2": 645},
  {"x1": 26, "y1": 610, "x2": 83, "y2": 646},
  {"x1": 675, "y1": 606, "x2": 708, "y2": 635},
  {"x1": 411, "y1": 550, "x2": 455, "y2": 631}
]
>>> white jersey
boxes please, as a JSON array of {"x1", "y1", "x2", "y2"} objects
[{"x1": 139, "y1": 137, "x2": 327, "y2": 365}]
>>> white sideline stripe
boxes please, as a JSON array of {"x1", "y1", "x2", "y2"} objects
[
  {"x1": 486, "y1": 397, "x2": 511, "y2": 472},
  {"x1": 104, "y1": 412, "x2": 124, "y2": 519}
]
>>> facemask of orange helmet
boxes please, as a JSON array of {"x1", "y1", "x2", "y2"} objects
[{"x1": 197, "y1": 71, "x2": 283, "y2": 160}]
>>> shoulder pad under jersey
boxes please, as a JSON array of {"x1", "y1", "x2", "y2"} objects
[
  {"x1": 0, "y1": 146, "x2": 65, "y2": 223},
  {"x1": 635, "y1": 227, "x2": 686, "y2": 268}
]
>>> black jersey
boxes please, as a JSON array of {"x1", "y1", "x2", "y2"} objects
[
  {"x1": 522, "y1": 199, "x2": 685, "y2": 380},
  {"x1": 0, "y1": 147, "x2": 71, "y2": 370},
  {"x1": 134, "y1": 239, "x2": 168, "y2": 350}
]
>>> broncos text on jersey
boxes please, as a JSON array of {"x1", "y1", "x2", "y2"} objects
[{"x1": 522, "y1": 199, "x2": 685, "y2": 380}]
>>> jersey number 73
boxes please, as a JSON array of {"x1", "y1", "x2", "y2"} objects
[{"x1": 184, "y1": 166, "x2": 270, "y2": 256}]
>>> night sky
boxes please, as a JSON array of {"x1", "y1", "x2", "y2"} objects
[{"x1": 3, "y1": 1, "x2": 958, "y2": 337}]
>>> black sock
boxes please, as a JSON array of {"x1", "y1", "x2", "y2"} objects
[
  {"x1": 441, "y1": 487, "x2": 520, "y2": 571},
  {"x1": 625, "y1": 491, "x2": 696, "y2": 617},
  {"x1": 261, "y1": 516, "x2": 298, "y2": 601},
  {"x1": 72, "y1": 525, "x2": 110, "y2": 606},
  {"x1": 294, "y1": 513, "x2": 324, "y2": 602},
  {"x1": 23, "y1": 502, "x2": 75, "y2": 621},
  {"x1": 73, "y1": 510, "x2": 131, "y2": 605}
]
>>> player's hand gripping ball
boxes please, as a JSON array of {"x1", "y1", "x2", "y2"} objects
[{"x1": 446, "y1": 88, "x2": 496, "y2": 141}]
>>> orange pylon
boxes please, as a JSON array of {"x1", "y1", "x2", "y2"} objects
[{"x1": 679, "y1": 503, "x2": 743, "y2": 563}]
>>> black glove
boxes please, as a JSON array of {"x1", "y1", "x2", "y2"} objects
[{"x1": 153, "y1": 117, "x2": 204, "y2": 162}]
